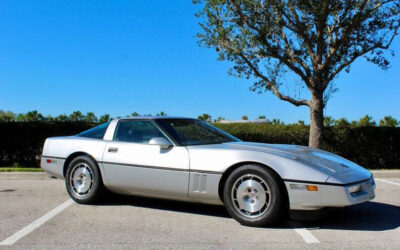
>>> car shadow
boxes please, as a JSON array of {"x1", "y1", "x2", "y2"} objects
[
  {"x1": 99, "y1": 194, "x2": 400, "y2": 231},
  {"x1": 296, "y1": 201, "x2": 400, "y2": 231},
  {"x1": 100, "y1": 193, "x2": 231, "y2": 218}
]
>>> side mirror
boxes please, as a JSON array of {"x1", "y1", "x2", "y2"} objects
[{"x1": 148, "y1": 137, "x2": 173, "y2": 149}]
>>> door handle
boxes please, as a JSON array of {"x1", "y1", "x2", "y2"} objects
[{"x1": 108, "y1": 147, "x2": 118, "y2": 153}]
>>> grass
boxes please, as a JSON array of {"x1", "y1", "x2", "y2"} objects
[{"x1": 0, "y1": 167, "x2": 43, "y2": 172}]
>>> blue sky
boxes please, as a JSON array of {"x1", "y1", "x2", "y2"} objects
[{"x1": 0, "y1": 0, "x2": 399, "y2": 123}]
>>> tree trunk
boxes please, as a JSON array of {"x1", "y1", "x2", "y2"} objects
[{"x1": 309, "y1": 93, "x2": 324, "y2": 148}]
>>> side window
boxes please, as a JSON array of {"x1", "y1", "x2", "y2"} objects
[
  {"x1": 114, "y1": 120, "x2": 167, "y2": 143},
  {"x1": 78, "y1": 122, "x2": 110, "y2": 139}
]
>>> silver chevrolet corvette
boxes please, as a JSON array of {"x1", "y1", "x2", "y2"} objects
[{"x1": 41, "y1": 117, "x2": 375, "y2": 226}]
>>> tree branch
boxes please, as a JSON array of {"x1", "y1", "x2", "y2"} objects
[
  {"x1": 238, "y1": 52, "x2": 310, "y2": 107},
  {"x1": 326, "y1": 24, "x2": 399, "y2": 87},
  {"x1": 228, "y1": 2, "x2": 313, "y2": 88}
]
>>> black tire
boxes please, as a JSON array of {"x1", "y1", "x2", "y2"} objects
[
  {"x1": 223, "y1": 164, "x2": 285, "y2": 227},
  {"x1": 65, "y1": 155, "x2": 105, "y2": 204}
]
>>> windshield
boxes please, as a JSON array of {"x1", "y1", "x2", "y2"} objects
[{"x1": 156, "y1": 119, "x2": 239, "y2": 146}]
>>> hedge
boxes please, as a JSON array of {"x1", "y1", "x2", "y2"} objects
[
  {"x1": 1, "y1": 122, "x2": 399, "y2": 169},
  {"x1": 214, "y1": 123, "x2": 400, "y2": 169},
  {"x1": 0, "y1": 122, "x2": 92, "y2": 167}
]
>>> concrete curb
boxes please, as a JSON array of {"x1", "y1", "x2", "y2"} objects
[
  {"x1": 1, "y1": 170, "x2": 399, "y2": 180},
  {"x1": 0, "y1": 172, "x2": 53, "y2": 180}
]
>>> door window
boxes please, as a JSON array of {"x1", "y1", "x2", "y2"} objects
[{"x1": 114, "y1": 120, "x2": 167, "y2": 143}]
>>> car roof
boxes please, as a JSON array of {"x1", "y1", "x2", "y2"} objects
[{"x1": 118, "y1": 116, "x2": 196, "y2": 121}]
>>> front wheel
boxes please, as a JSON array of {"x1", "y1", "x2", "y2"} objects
[
  {"x1": 65, "y1": 156, "x2": 105, "y2": 204},
  {"x1": 223, "y1": 164, "x2": 285, "y2": 227}
]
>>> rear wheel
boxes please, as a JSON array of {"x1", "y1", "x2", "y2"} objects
[
  {"x1": 65, "y1": 156, "x2": 105, "y2": 204},
  {"x1": 223, "y1": 164, "x2": 285, "y2": 227}
]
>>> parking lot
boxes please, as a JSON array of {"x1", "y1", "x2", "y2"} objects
[{"x1": 0, "y1": 172, "x2": 399, "y2": 249}]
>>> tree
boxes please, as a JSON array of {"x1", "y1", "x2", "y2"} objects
[
  {"x1": 335, "y1": 118, "x2": 350, "y2": 126},
  {"x1": 258, "y1": 115, "x2": 266, "y2": 119},
  {"x1": 241, "y1": 115, "x2": 248, "y2": 120},
  {"x1": 99, "y1": 114, "x2": 111, "y2": 123},
  {"x1": 55, "y1": 114, "x2": 69, "y2": 122},
  {"x1": 198, "y1": 113, "x2": 212, "y2": 121},
  {"x1": 69, "y1": 111, "x2": 84, "y2": 122},
  {"x1": 297, "y1": 120, "x2": 305, "y2": 125},
  {"x1": 358, "y1": 115, "x2": 376, "y2": 126},
  {"x1": 156, "y1": 111, "x2": 167, "y2": 116},
  {"x1": 85, "y1": 112, "x2": 98, "y2": 123},
  {"x1": 0, "y1": 110, "x2": 15, "y2": 122},
  {"x1": 379, "y1": 115, "x2": 398, "y2": 127},
  {"x1": 15, "y1": 113, "x2": 25, "y2": 122},
  {"x1": 324, "y1": 116, "x2": 334, "y2": 127},
  {"x1": 131, "y1": 112, "x2": 140, "y2": 116},
  {"x1": 25, "y1": 110, "x2": 44, "y2": 122},
  {"x1": 45, "y1": 115, "x2": 54, "y2": 122},
  {"x1": 215, "y1": 116, "x2": 226, "y2": 122},
  {"x1": 272, "y1": 119, "x2": 283, "y2": 125},
  {"x1": 195, "y1": 0, "x2": 400, "y2": 148}
]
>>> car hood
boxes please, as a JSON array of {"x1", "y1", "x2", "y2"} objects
[{"x1": 223, "y1": 142, "x2": 371, "y2": 184}]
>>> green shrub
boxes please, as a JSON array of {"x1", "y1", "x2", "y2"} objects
[
  {"x1": 214, "y1": 123, "x2": 400, "y2": 169},
  {"x1": 0, "y1": 122, "x2": 93, "y2": 167},
  {"x1": 0, "y1": 122, "x2": 399, "y2": 169}
]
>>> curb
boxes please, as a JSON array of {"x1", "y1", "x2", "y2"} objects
[{"x1": 0, "y1": 172, "x2": 54, "y2": 180}]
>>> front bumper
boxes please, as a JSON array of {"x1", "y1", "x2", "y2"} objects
[{"x1": 285, "y1": 176, "x2": 376, "y2": 210}]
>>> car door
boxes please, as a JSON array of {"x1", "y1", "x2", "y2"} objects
[{"x1": 102, "y1": 119, "x2": 190, "y2": 199}]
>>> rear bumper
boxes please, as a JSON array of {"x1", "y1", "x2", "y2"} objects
[
  {"x1": 40, "y1": 156, "x2": 65, "y2": 179},
  {"x1": 285, "y1": 176, "x2": 376, "y2": 210}
]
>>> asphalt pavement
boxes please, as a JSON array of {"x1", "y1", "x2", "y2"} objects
[{"x1": 0, "y1": 171, "x2": 399, "y2": 249}]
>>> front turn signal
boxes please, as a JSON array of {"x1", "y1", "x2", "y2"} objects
[{"x1": 306, "y1": 185, "x2": 318, "y2": 191}]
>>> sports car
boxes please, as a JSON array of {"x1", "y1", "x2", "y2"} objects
[{"x1": 41, "y1": 117, "x2": 375, "y2": 226}]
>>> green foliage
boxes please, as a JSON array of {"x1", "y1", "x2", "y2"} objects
[
  {"x1": 85, "y1": 112, "x2": 98, "y2": 123},
  {"x1": 272, "y1": 119, "x2": 284, "y2": 125},
  {"x1": 195, "y1": 0, "x2": 400, "y2": 148},
  {"x1": 0, "y1": 111, "x2": 16, "y2": 122},
  {"x1": 258, "y1": 115, "x2": 266, "y2": 119},
  {"x1": 99, "y1": 114, "x2": 111, "y2": 123},
  {"x1": 215, "y1": 116, "x2": 226, "y2": 122},
  {"x1": 241, "y1": 115, "x2": 248, "y2": 120},
  {"x1": 297, "y1": 120, "x2": 305, "y2": 126},
  {"x1": 131, "y1": 112, "x2": 140, "y2": 116},
  {"x1": 0, "y1": 121, "x2": 399, "y2": 169},
  {"x1": 55, "y1": 114, "x2": 68, "y2": 122},
  {"x1": 156, "y1": 111, "x2": 167, "y2": 116},
  {"x1": 69, "y1": 111, "x2": 85, "y2": 122},
  {"x1": 214, "y1": 123, "x2": 400, "y2": 169},
  {"x1": 358, "y1": 115, "x2": 376, "y2": 127},
  {"x1": 0, "y1": 167, "x2": 44, "y2": 172},
  {"x1": 324, "y1": 116, "x2": 334, "y2": 127},
  {"x1": 0, "y1": 122, "x2": 93, "y2": 167},
  {"x1": 335, "y1": 118, "x2": 350, "y2": 127},
  {"x1": 195, "y1": 0, "x2": 400, "y2": 96},
  {"x1": 379, "y1": 116, "x2": 398, "y2": 127},
  {"x1": 198, "y1": 113, "x2": 212, "y2": 121},
  {"x1": 25, "y1": 110, "x2": 44, "y2": 122}
]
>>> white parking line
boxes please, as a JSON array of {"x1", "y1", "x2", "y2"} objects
[
  {"x1": 293, "y1": 228, "x2": 320, "y2": 243},
  {"x1": 0, "y1": 199, "x2": 74, "y2": 246},
  {"x1": 289, "y1": 222, "x2": 320, "y2": 244},
  {"x1": 375, "y1": 178, "x2": 400, "y2": 186}
]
